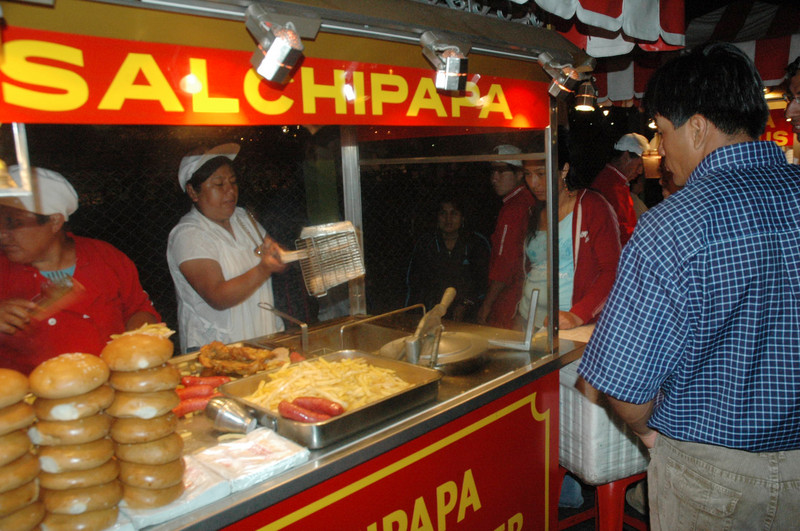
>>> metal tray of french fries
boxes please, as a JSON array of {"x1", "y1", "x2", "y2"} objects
[{"x1": 219, "y1": 350, "x2": 442, "y2": 449}]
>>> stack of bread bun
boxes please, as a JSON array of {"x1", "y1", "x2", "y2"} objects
[
  {"x1": 101, "y1": 324, "x2": 185, "y2": 509},
  {"x1": 28, "y1": 353, "x2": 121, "y2": 531},
  {"x1": 0, "y1": 368, "x2": 42, "y2": 531}
]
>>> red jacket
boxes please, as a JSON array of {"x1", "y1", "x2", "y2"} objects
[
  {"x1": 0, "y1": 235, "x2": 161, "y2": 374},
  {"x1": 591, "y1": 163, "x2": 637, "y2": 246},
  {"x1": 488, "y1": 184, "x2": 535, "y2": 329},
  {"x1": 569, "y1": 189, "x2": 621, "y2": 324}
]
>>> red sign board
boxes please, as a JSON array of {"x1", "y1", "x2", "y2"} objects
[
  {"x1": 0, "y1": 26, "x2": 551, "y2": 129},
  {"x1": 224, "y1": 372, "x2": 559, "y2": 531},
  {"x1": 762, "y1": 108, "x2": 795, "y2": 147}
]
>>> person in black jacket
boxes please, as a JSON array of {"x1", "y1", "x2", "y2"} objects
[{"x1": 405, "y1": 195, "x2": 490, "y2": 322}]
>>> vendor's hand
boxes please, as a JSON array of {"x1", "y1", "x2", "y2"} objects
[
  {"x1": 558, "y1": 311, "x2": 584, "y2": 330},
  {"x1": 0, "y1": 298, "x2": 37, "y2": 335},
  {"x1": 257, "y1": 237, "x2": 288, "y2": 274}
]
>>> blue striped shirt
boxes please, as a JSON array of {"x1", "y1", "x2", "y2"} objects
[{"x1": 579, "y1": 141, "x2": 800, "y2": 452}]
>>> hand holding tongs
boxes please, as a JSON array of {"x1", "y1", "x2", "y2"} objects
[{"x1": 405, "y1": 287, "x2": 456, "y2": 367}]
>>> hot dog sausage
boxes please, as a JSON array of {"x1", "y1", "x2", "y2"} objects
[
  {"x1": 180, "y1": 376, "x2": 231, "y2": 388},
  {"x1": 278, "y1": 400, "x2": 331, "y2": 423},
  {"x1": 176, "y1": 385, "x2": 215, "y2": 400},
  {"x1": 291, "y1": 397, "x2": 344, "y2": 417}
]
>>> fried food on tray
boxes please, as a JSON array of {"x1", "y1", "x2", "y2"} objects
[{"x1": 197, "y1": 341, "x2": 288, "y2": 376}]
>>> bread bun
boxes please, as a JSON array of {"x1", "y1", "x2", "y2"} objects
[
  {"x1": 38, "y1": 437, "x2": 114, "y2": 473},
  {"x1": 39, "y1": 457, "x2": 118, "y2": 491},
  {"x1": 114, "y1": 432, "x2": 183, "y2": 465},
  {"x1": 40, "y1": 506, "x2": 118, "y2": 531},
  {"x1": 109, "y1": 364, "x2": 180, "y2": 393},
  {"x1": 0, "y1": 453, "x2": 39, "y2": 494},
  {"x1": 118, "y1": 458, "x2": 184, "y2": 489},
  {"x1": 0, "y1": 402, "x2": 35, "y2": 437},
  {"x1": 41, "y1": 480, "x2": 122, "y2": 515},
  {"x1": 106, "y1": 390, "x2": 179, "y2": 420},
  {"x1": 121, "y1": 481, "x2": 184, "y2": 509},
  {"x1": 29, "y1": 353, "x2": 109, "y2": 399},
  {"x1": 0, "y1": 369, "x2": 29, "y2": 409},
  {"x1": 0, "y1": 500, "x2": 44, "y2": 531},
  {"x1": 101, "y1": 333, "x2": 173, "y2": 372},
  {"x1": 110, "y1": 412, "x2": 177, "y2": 444},
  {"x1": 0, "y1": 479, "x2": 38, "y2": 518},
  {"x1": 28, "y1": 414, "x2": 111, "y2": 446},
  {"x1": 33, "y1": 385, "x2": 114, "y2": 422},
  {"x1": 0, "y1": 431, "x2": 31, "y2": 467}
]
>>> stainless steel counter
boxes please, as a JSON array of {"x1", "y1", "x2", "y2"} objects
[{"x1": 152, "y1": 316, "x2": 587, "y2": 530}]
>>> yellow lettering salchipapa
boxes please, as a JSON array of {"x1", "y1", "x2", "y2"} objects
[
  {"x1": 457, "y1": 469, "x2": 482, "y2": 522},
  {"x1": 409, "y1": 496, "x2": 435, "y2": 531},
  {"x1": 478, "y1": 84, "x2": 512, "y2": 119},
  {"x1": 508, "y1": 513, "x2": 523, "y2": 531},
  {"x1": 371, "y1": 73, "x2": 408, "y2": 115},
  {"x1": 407, "y1": 78, "x2": 446, "y2": 117},
  {"x1": 301, "y1": 67, "x2": 348, "y2": 115},
  {"x1": 243, "y1": 70, "x2": 294, "y2": 115},
  {"x1": 435, "y1": 480, "x2": 458, "y2": 531},
  {"x1": 382, "y1": 509, "x2": 407, "y2": 531},
  {"x1": 98, "y1": 53, "x2": 182, "y2": 111},
  {"x1": 1, "y1": 40, "x2": 88, "y2": 112},
  {"x1": 189, "y1": 58, "x2": 238, "y2": 113},
  {"x1": 450, "y1": 81, "x2": 480, "y2": 118},
  {"x1": 349, "y1": 71, "x2": 366, "y2": 115}
]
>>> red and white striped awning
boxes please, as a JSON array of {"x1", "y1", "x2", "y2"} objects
[
  {"x1": 593, "y1": 32, "x2": 800, "y2": 103},
  {"x1": 534, "y1": 0, "x2": 800, "y2": 104},
  {"x1": 535, "y1": 0, "x2": 685, "y2": 57}
]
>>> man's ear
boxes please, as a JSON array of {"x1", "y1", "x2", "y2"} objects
[{"x1": 687, "y1": 114, "x2": 710, "y2": 151}]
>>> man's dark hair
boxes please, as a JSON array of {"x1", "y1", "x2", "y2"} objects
[
  {"x1": 788, "y1": 56, "x2": 800, "y2": 79},
  {"x1": 643, "y1": 42, "x2": 768, "y2": 139}
]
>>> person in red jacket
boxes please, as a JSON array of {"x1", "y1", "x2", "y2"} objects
[
  {"x1": 517, "y1": 140, "x2": 621, "y2": 331},
  {"x1": 0, "y1": 166, "x2": 161, "y2": 374},
  {"x1": 476, "y1": 144, "x2": 535, "y2": 330},
  {"x1": 590, "y1": 132, "x2": 649, "y2": 247}
]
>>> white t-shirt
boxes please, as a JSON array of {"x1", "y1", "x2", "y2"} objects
[{"x1": 167, "y1": 206, "x2": 284, "y2": 353}]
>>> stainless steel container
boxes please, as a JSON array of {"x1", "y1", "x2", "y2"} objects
[{"x1": 220, "y1": 350, "x2": 442, "y2": 449}]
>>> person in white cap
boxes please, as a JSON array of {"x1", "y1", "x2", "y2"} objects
[
  {"x1": 167, "y1": 143, "x2": 286, "y2": 353},
  {"x1": 0, "y1": 166, "x2": 161, "y2": 374},
  {"x1": 476, "y1": 144, "x2": 535, "y2": 330},
  {"x1": 590, "y1": 132, "x2": 650, "y2": 246}
]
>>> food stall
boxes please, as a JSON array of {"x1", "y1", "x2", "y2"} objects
[{"x1": 0, "y1": 1, "x2": 593, "y2": 529}]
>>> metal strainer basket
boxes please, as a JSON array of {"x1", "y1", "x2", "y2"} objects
[{"x1": 279, "y1": 221, "x2": 365, "y2": 297}]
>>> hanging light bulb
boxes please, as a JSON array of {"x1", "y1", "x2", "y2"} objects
[{"x1": 574, "y1": 80, "x2": 596, "y2": 111}]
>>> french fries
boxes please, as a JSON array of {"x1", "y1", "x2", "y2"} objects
[{"x1": 244, "y1": 357, "x2": 411, "y2": 413}]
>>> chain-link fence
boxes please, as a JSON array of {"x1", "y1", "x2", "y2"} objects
[{"x1": 1, "y1": 124, "x2": 511, "y2": 345}]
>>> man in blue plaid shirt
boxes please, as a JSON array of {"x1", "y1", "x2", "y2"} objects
[{"x1": 579, "y1": 43, "x2": 800, "y2": 530}]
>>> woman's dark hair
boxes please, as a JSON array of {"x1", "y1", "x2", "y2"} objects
[
  {"x1": 526, "y1": 129, "x2": 586, "y2": 236},
  {"x1": 643, "y1": 42, "x2": 768, "y2": 139},
  {"x1": 185, "y1": 156, "x2": 234, "y2": 191}
]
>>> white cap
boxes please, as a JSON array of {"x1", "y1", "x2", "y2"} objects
[
  {"x1": 613, "y1": 133, "x2": 650, "y2": 156},
  {"x1": 0, "y1": 166, "x2": 79, "y2": 220},
  {"x1": 493, "y1": 144, "x2": 523, "y2": 167},
  {"x1": 178, "y1": 143, "x2": 240, "y2": 191}
]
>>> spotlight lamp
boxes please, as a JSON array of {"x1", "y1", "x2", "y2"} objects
[
  {"x1": 537, "y1": 52, "x2": 582, "y2": 99},
  {"x1": 246, "y1": 4, "x2": 306, "y2": 84},
  {"x1": 420, "y1": 31, "x2": 470, "y2": 92},
  {"x1": 574, "y1": 79, "x2": 597, "y2": 112}
]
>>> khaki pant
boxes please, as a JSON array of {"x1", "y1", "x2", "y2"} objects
[{"x1": 648, "y1": 435, "x2": 800, "y2": 531}]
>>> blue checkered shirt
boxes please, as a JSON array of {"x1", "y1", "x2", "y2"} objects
[{"x1": 579, "y1": 141, "x2": 800, "y2": 452}]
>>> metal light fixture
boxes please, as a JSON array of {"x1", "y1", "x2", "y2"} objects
[
  {"x1": 246, "y1": 4, "x2": 307, "y2": 85},
  {"x1": 420, "y1": 31, "x2": 470, "y2": 92},
  {"x1": 574, "y1": 80, "x2": 596, "y2": 111},
  {"x1": 537, "y1": 52, "x2": 582, "y2": 99}
]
